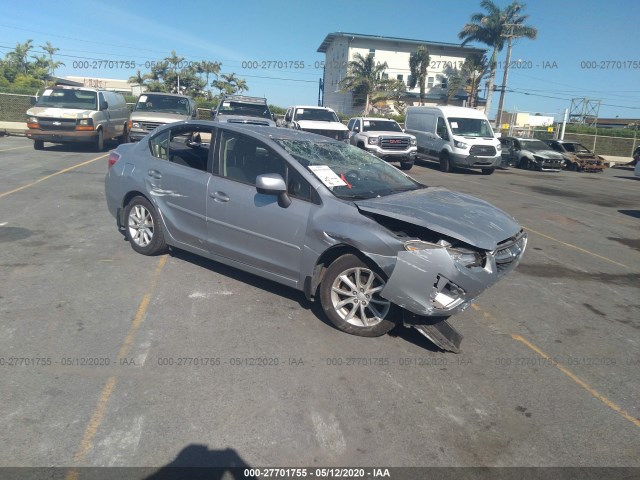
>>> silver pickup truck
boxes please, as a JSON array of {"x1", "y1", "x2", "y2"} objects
[{"x1": 347, "y1": 117, "x2": 417, "y2": 170}]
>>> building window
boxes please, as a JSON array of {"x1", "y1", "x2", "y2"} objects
[
  {"x1": 369, "y1": 48, "x2": 376, "y2": 54},
  {"x1": 427, "y1": 76, "x2": 434, "y2": 88},
  {"x1": 397, "y1": 74, "x2": 403, "y2": 81},
  {"x1": 440, "y1": 76, "x2": 447, "y2": 89},
  {"x1": 382, "y1": 73, "x2": 388, "y2": 80}
]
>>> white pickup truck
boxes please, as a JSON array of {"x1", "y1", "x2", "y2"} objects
[
  {"x1": 283, "y1": 105, "x2": 349, "y2": 142},
  {"x1": 347, "y1": 117, "x2": 417, "y2": 170}
]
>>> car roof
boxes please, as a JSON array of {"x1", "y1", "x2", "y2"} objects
[
  {"x1": 221, "y1": 94, "x2": 268, "y2": 104},
  {"x1": 355, "y1": 117, "x2": 397, "y2": 121},
  {"x1": 290, "y1": 105, "x2": 333, "y2": 110},
  {"x1": 140, "y1": 92, "x2": 192, "y2": 98}
]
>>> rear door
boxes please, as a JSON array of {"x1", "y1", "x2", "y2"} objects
[{"x1": 145, "y1": 124, "x2": 214, "y2": 252}]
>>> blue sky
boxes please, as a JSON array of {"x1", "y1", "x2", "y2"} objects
[{"x1": 1, "y1": 0, "x2": 638, "y2": 120}]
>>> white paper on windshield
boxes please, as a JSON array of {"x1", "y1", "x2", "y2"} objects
[
  {"x1": 223, "y1": 101, "x2": 230, "y2": 107},
  {"x1": 308, "y1": 165, "x2": 347, "y2": 187},
  {"x1": 363, "y1": 121, "x2": 370, "y2": 127},
  {"x1": 296, "y1": 108, "x2": 304, "y2": 115},
  {"x1": 450, "y1": 121, "x2": 458, "y2": 128},
  {"x1": 42, "y1": 89, "x2": 52, "y2": 96},
  {"x1": 139, "y1": 95, "x2": 148, "y2": 102}
]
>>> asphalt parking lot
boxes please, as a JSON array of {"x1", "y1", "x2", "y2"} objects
[{"x1": 0, "y1": 135, "x2": 639, "y2": 471}]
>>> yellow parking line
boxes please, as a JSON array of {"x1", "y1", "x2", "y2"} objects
[
  {"x1": 523, "y1": 225, "x2": 631, "y2": 269},
  {"x1": 511, "y1": 334, "x2": 640, "y2": 429},
  {"x1": 0, "y1": 146, "x2": 31, "y2": 153},
  {"x1": 0, "y1": 153, "x2": 108, "y2": 199},
  {"x1": 66, "y1": 255, "x2": 167, "y2": 475},
  {"x1": 472, "y1": 303, "x2": 640, "y2": 430}
]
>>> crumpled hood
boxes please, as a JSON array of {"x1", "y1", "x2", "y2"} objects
[
  {"x1": 355, "y1": 187, "x2": 521, "y2": 251},
  {"x1": 531, "y1": 149, "x2": 564, "y2": 160},
  {"x1": 130, "y1": 111, "x2": 190, "y2": 123},
  {"x1": 297, "y1": 120, "x2": 348, "y2": 131}
]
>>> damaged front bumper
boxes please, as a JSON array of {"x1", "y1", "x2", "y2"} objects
[{"x1": 380, "y1": 231, "x2": 527, "y2": 318}]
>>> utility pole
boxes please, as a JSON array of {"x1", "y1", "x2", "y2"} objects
[{"x1": 495, "y1": 24, "x2": 517, "y2": 130}]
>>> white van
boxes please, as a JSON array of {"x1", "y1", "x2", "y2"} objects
[{"x1": 405, "y1": 106, "x2": 502, "y2": 175}]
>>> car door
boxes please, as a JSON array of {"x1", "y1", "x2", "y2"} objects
[
  {"x1": 206, "y1": 129, "x2": 314, "y2": 282},
  {"x1": 145, "y1": 125, "x2": 213, "y2": 252}
]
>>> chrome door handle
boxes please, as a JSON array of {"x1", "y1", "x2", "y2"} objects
[{"x1": 209, "y1": 191, "x2": 229, "y2": 202}]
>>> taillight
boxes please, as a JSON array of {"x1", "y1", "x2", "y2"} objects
[{"x1": 108, "y1": 152, "x2": 121, "y2": 168}]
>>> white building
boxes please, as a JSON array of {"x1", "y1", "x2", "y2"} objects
[
  {"x1": 317, "y1": 32, "x2": 486, "y2": 116},
  {"x1": 64, "y1": 76, "x2": 140, "y2": 95}
]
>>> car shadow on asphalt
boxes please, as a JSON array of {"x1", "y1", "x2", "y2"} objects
[
  {"x1": 169, "y1": 248, "x2": 443, "y2": 352},
  {"x1": 33, "y1": 141, "x2": 120, "y2": 153},
  {"x1": 414, "y1": 157, "x2": 502, "y2": 176},
  {"x1": 619, "y1": 209, "x2": 640, "y2": 219},
  {"x1": 613, "y1": 175, "x2": 640, "y2": 181},
  {"x1": 143, "y1": 444, "x2": 256, "y2": 479}
]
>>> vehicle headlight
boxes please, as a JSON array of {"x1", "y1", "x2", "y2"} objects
[
  {"x1": 27, "y1": 116, "x2": 38, "y2": 124},
  {"x1": 448, "y1": 248, "x2": 483, "y2": 267},
  {"x1": 454, "y1": 140, "x2": 468, "y2": 149},
  {"x1": 132, "y1": 122, "x2": 141, "y2": 128},
  {"x1": 496, "y1": 143, "x2": 502, "y2": 151},
  {"x1": 368, "y1": 137, "x2": 379, "y2": 145},
  {"x1": 77, "y1": 118, "x2": 93, "y2": 126},
  {"x1": 410, "y1": 137, "x2": 417, "y2": 146},
  {"x1": 404, "y1": 240, "x2": 483, "y2": 267}
]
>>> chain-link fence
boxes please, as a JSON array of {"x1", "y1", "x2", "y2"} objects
[
  {"x1": 0, "y1": 92, "x2": 35, "y2": 122},
  {"x1": 562, "y1": 132, "x2": 638, "y2": 157}
]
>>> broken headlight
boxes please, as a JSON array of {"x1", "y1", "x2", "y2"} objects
[{"x1": 403, "y1": 240, "x2": 483, "y2": 268}]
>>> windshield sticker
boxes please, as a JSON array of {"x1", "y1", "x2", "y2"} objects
[
  {"x1": 139, "y1": 95, "x2": 147, "y2": 102},
  {"x1": 363, "y1": 121, "x2": 370, "y2": 127},
  {"x1": 308, "y1": 165, "x2": 348, "y2": 187},
  {"x1": 42, "y1": 89, "x2": 52, "y2": 96},
  {"x1": 296, "y1": 108, "x2": 304, "y2": 115},
  {"x1": 450, "y1": 122, "x2": 458, "y2": 129},
  {"x1": 223, "y1": 101, "x2": 230, "y2": 107}
]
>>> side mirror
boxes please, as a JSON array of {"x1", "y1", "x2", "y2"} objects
[
  {"x1": 256, "y1": 173, "x2": 291, "y2": 208},
  {"x1": 100, "y1": 101, "x2": 109, "y2": 111},
  {"x1": 353, "y1": 126, "x2": 359, "y2": 132}
]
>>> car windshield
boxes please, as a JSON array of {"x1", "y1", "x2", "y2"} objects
[
  {"x1": 362, "y1": 120, "x2": 403, "y2": 132},
  {"x1": 294, "y1": 108, "x2": 340, "y2": 122},
  {"x1": 274, "y1": 139, "x2": 423, "y2": 200},
  {"x1": 134, "y1": 95, "x2": 191, "y2": 115},
  {"x1": 520, "y1": 140, "x2": 552, "y2": 151},
  {"x1": 35, "y1": 89, "x2": 97, "y2": 110},
  {"x1": 448, "y1": 117, "x2": 494, "y2": 137},
  {"x1": 217, "y1": 101, "x2": 271, "y2": 119}
]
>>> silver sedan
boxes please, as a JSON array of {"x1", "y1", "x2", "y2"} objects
[{"x1": 105, "y1": 122, "x2": 526, "y2": 351}]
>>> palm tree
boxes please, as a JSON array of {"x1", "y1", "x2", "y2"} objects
[
  {"x1": 340, "y1": 52, "x2": 392, "y2": 115},
  {"x1": 408, "y1": 45, "x2": 430, "y2": 105},
  {"x1": 128, "y1": 70, "x2": 146, "y2": 86},
  {"x1": 462, "y1": 53, "x2": 488, "y2": 107},
  {"x1": 40, "y1": 41, "x2": 64, "y2": 77},
  {"x1": 8, "y1": 40, "x2": 33, "y2": 74},
  {"x1": 212, "y1": 73, "x2": 249, "y2": 97},
  {"x1": 459, "y1": 1, "x2": 536, "y2": 117},
  {"x1": 197, "y1": 61, "x2": 221, "y2": 99}
]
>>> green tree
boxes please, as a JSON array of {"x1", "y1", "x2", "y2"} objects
[
  {"x1": 7, "y1": 40, "x2": 33, "y2": 75},
  {"x1": 40, "y1": 41, "x2": 64, "y2": 77},
  {"x1": 444, "y1": 67, "x2": 466, "y2": 105},
  {"x1": 212, "y1": 73, "x2": 249, "y2": 97},
  {"x1": 462, "y1": 53, "x2": 488, "y2": 108},
  {"x1": 196, "y1": 61, "x2": 222, "y2": 99},
  {"x1": 408, "y1": 45, "x2": 430, "y2": 105},
  {"x1": 340, "y1": 52, "x2": 393, "y2": 115},
  {"x1": 144, "y1": 52, "x2": 207, "y2": 97}
]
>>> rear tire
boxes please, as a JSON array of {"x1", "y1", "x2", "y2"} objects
[
  {"x1": 320, "y1": 254, "x2": 397, "y2": 337},
  {"x1": 481, "y1": 168, "x2": 495, "y2": 175},
  {"x1": 33, "y1": 140, "x2": 44, "y2": 150},
  {"x1": 124, "y1": 196, "x2": 167, "y2": 256},
  {"x1": 439, "y1": 152, "x2": 451, "y2": 172}
]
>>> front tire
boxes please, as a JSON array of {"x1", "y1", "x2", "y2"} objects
[
  {"x1": 320, "y1": 254, "x2": 396, "y2": 337},
  {"x1": 400, "y1": 161, "x2": 413, "y2": 171},
  {"x1": 481, "y1": 168, "x2": 495, "y2": 175},
  {"x1": 439, "y1": 152, "x2": 451, "y2": 173},
  {"x1": 124, "y1": 196, "x2": 167, "y2": 255},
  {"x1": 33, "y1": 140, "x2": 44, "y2": 150},
  {"x1": 94, "y1": 129, "x2": 104, "y2": 152}
]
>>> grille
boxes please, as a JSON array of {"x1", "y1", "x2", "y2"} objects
[
  {"x1": 38, "y1": 118, "x2": 76, "y2": 131},
  {"x1": 141, "y1": 122, "x2": 163, "y2": 132},
  {"x1": 380, "y1": 136, "x2": 410, "y2": 150},
  {"x1": 494, "y1": 231, "x2": 527, "y2": 274},
  {"x1": 469, "y1": 145, "x2": 497, "y2": 156}
]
